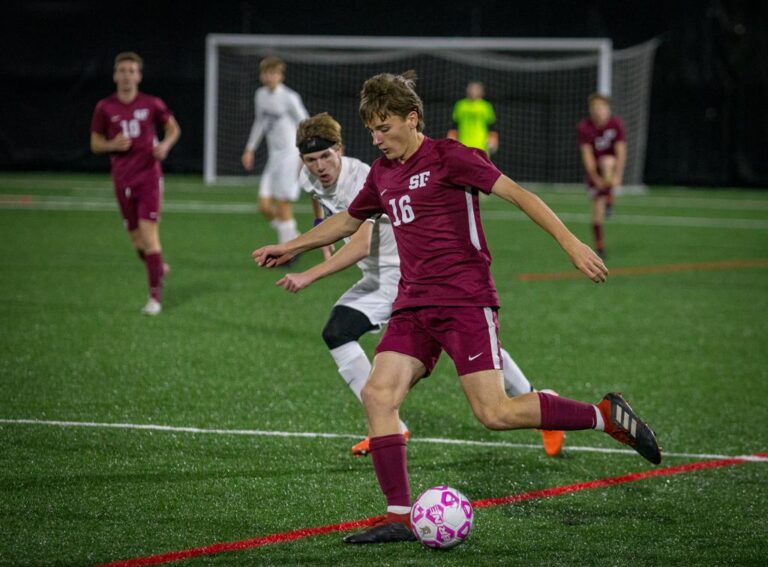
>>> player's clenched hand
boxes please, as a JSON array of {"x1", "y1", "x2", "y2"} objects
[
  {"x1": 153, "y1": 142, "x2": 170, "y2": 161},
  {"x1": 252, "y1": 244, "x2": 293, "y2": 267},
  {"x1": 241, "y1": 150, "x2": 255, "y2": 171},
  {"x1": 568, "y1": 241, "x2": 608, "y2": 283},
  {"x1": 111, "y1": 133, "x2": 132, "y2": 152},
  {"x1": 276, "y1": 272, "x2": 313, "y2": 293},
  {"x1": 590, "y1": 174, "x2": 606, "y2": 190}
]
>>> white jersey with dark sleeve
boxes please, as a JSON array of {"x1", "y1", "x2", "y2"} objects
[
  {"x1": 299, "y1": 155, "x2": 400, "y2": 273},
  {"x1": 246, "y1": 84, "x2": 309, "y2": 154}
]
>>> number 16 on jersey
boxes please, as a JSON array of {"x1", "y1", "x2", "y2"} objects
[{"x1": 388, "y1": 195, "x2": 415, "y2": 226}]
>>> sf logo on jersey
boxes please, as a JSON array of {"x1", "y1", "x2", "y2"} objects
[
  {"x1": 595, "y1": 129, "x2": 617, "y2": 151},
  {"x1": 408, "y1": 171, "x2": 431, "y2": 190}
]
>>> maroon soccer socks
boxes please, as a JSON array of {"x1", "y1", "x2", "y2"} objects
[
  {"x1": 538, "y1": 391, "x2": 599, "y2": 430},
  {"x1": 144, "y1": 252, "x2": 165, "y2": 302},
  {"x1": 370, "y1": 433, "x2": 411, "y2": 509}
]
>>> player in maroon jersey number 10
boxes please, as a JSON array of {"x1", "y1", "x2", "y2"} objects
[{"x1": 90, "y1": 52, "x2": 181, "y2": 315}]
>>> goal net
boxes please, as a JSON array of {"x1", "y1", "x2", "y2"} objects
[{"x1": 205, "y1": 35, "x2": 658, "y2": 188}]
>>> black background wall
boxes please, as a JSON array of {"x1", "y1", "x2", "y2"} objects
[{"x1": 1, "y1": 0, "x2": 766, "y2": 187}]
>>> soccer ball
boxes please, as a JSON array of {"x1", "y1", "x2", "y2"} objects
[{"x1": 410, "y1": 485, "x2": 473, "y2": 549}]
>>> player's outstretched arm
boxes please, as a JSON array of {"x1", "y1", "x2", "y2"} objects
[
  {"x1": 491, "y1": 175, "x2": 608, "y2": 283},
  {"x1": 276, "y1": 221, "x2": 374, "y2": 293},
  {"x1": 253, "y1": 210, "x2": 363, "y2": 268}
]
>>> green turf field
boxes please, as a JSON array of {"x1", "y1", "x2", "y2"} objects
[{"x1": 1, "y1": 173, "x2": 766, "y2": 566}]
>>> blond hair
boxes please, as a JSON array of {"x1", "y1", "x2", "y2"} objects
[
  {"x1": 359, "y1": 70, "x2": 424, "y2": 132},
  {"x1": 260, "y1": 56, "x2": 285, "y2": 74},
  {"x1": 114, "y1": 51, "x2": 143, "y2": 71}
]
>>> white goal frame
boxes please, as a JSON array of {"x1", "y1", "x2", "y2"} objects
[{"x1": 204, "y1": 34, "x2": 613, "y2": 185}]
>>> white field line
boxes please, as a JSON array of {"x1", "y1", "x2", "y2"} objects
[
  {"x1": 1, "y1": 418, "x2": 765, "y2": 463},
  {"x1": 0, "y1": 176, "x2": 219, "y2": 191},
  {"x1": 14, "y1": 180, "x2": 768, "y2": 210},
  {"x1": 53, "y1": 187, "x2": 768, "y2": 211},
  {"x1": 0, "y1": 198, "x2": 264, "y2": 214},
  {"x1": 618, "y1": 197, "x2": 768, "y2": 211},
  {"x1": 531, "y1": 193, "x2": 768, "y2": 211},
  {"x1": 0, "y1": 173, "x2": 765, "y2": 208},
  {"x1": 481, "y1": 209, "x2": 768, "y2": 230},
  {"x1": 2, "y1": 197, "x2": 768, "y2": 230}
]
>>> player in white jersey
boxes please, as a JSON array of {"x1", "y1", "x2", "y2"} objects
[
  {"x1": 241, "y1": 57, "x2": 310, "y2": 244},
  {"x1": 277, "y1": 113, "x2": 564, "y2": 457}
]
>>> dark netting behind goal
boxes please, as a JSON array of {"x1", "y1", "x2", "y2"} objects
[{"x1": 207, "y1": 37, "x2": 658, "y2": 187}]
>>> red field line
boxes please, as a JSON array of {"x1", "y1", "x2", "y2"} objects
[
  {"x1": 98, "y1": 517, "x2": 377, "y2": 567},
  {"x1": 0, "y1": 194, "x2": 33, "y2": 204},
  {"x1": 517, "y1": 259, "x2": 768, "y2": 282},
  {"x1": 472, "y1": 456, "x2": 751, "y2": 508},
  {"x1": 98, "y1": 454, "x2": 762, "y2": 567}
]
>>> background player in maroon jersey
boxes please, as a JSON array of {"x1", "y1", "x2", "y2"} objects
[
  {"x1": 254, "y1": 72, "x2": 660, "y2": 544},
  {"x1": 91, "y1": 52, "x2": 181, "y2": 315},
  {"x1": 577, "y1": 93, "x2": 627, "y2": 259}
]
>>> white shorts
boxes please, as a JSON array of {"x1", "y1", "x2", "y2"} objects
[
  {"x1": 259, "y1": 150, "x2": 301, "y2": 201},
  {"x1": 335, "y1": 266, "x2": 400, "y2": 327}
]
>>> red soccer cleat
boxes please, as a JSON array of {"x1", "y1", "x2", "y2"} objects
[{"x1": 598, "y1": 392, "x2": 662, "y2": 464}]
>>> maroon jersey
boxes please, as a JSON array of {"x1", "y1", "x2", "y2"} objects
[
  {"x1": 577, "y1": 116, "x2": 626, "y2": 159},
  {"x1": 90, "y1": 92, "x2": 172, "y2": 186},
  {"x1": 348, "y1": 137, "x2": 503, "y2": 312}
]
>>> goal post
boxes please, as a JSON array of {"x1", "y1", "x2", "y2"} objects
[{"x1": 205, "y1": 34, "x2": 658, "y2": 188}]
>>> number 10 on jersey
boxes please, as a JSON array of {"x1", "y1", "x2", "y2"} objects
[{"x1": 120, "y1": 119, "x2": 141, "y2": 138}]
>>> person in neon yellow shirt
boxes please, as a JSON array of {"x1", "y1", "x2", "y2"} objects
[{"x1": 447, "y1": 81, "x2": 498, "y2": 155}]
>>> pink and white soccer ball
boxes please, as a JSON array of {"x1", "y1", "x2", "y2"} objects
[{"x1": 410, "y1": 485, "x2": 473, "y2": 549}]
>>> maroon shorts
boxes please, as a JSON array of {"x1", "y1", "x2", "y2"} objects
[
  {"x1": 114, "y1": 176, "x2": 163, "y2": 231},
  {"x1": 588, "y1": 184, "x2": 613, "y2": 200},
  {"x1": 375, "y1": 306, "x2": 503, "y2": 377}
]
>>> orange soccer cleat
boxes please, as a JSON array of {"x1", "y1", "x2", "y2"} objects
[
  {"x1": 539, "y1": 429, "x2": 566, "y2": 457},
  {"x1": 537, "y1": 389, "x2": 565, "y2": 457},
  {"x1": 352, "y1": 431, "x2": 410, "y2": 457}
]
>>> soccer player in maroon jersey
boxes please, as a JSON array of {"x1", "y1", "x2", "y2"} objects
[
  {"x1": 577, "y1": 93, "x2": 627, "y2": 259},
  {"x1": 254, "y1": 72, "x2": 660, "y2": 544},
  {"x1": 91, "y1": 52, "x2": 180, "y2": 315}
]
